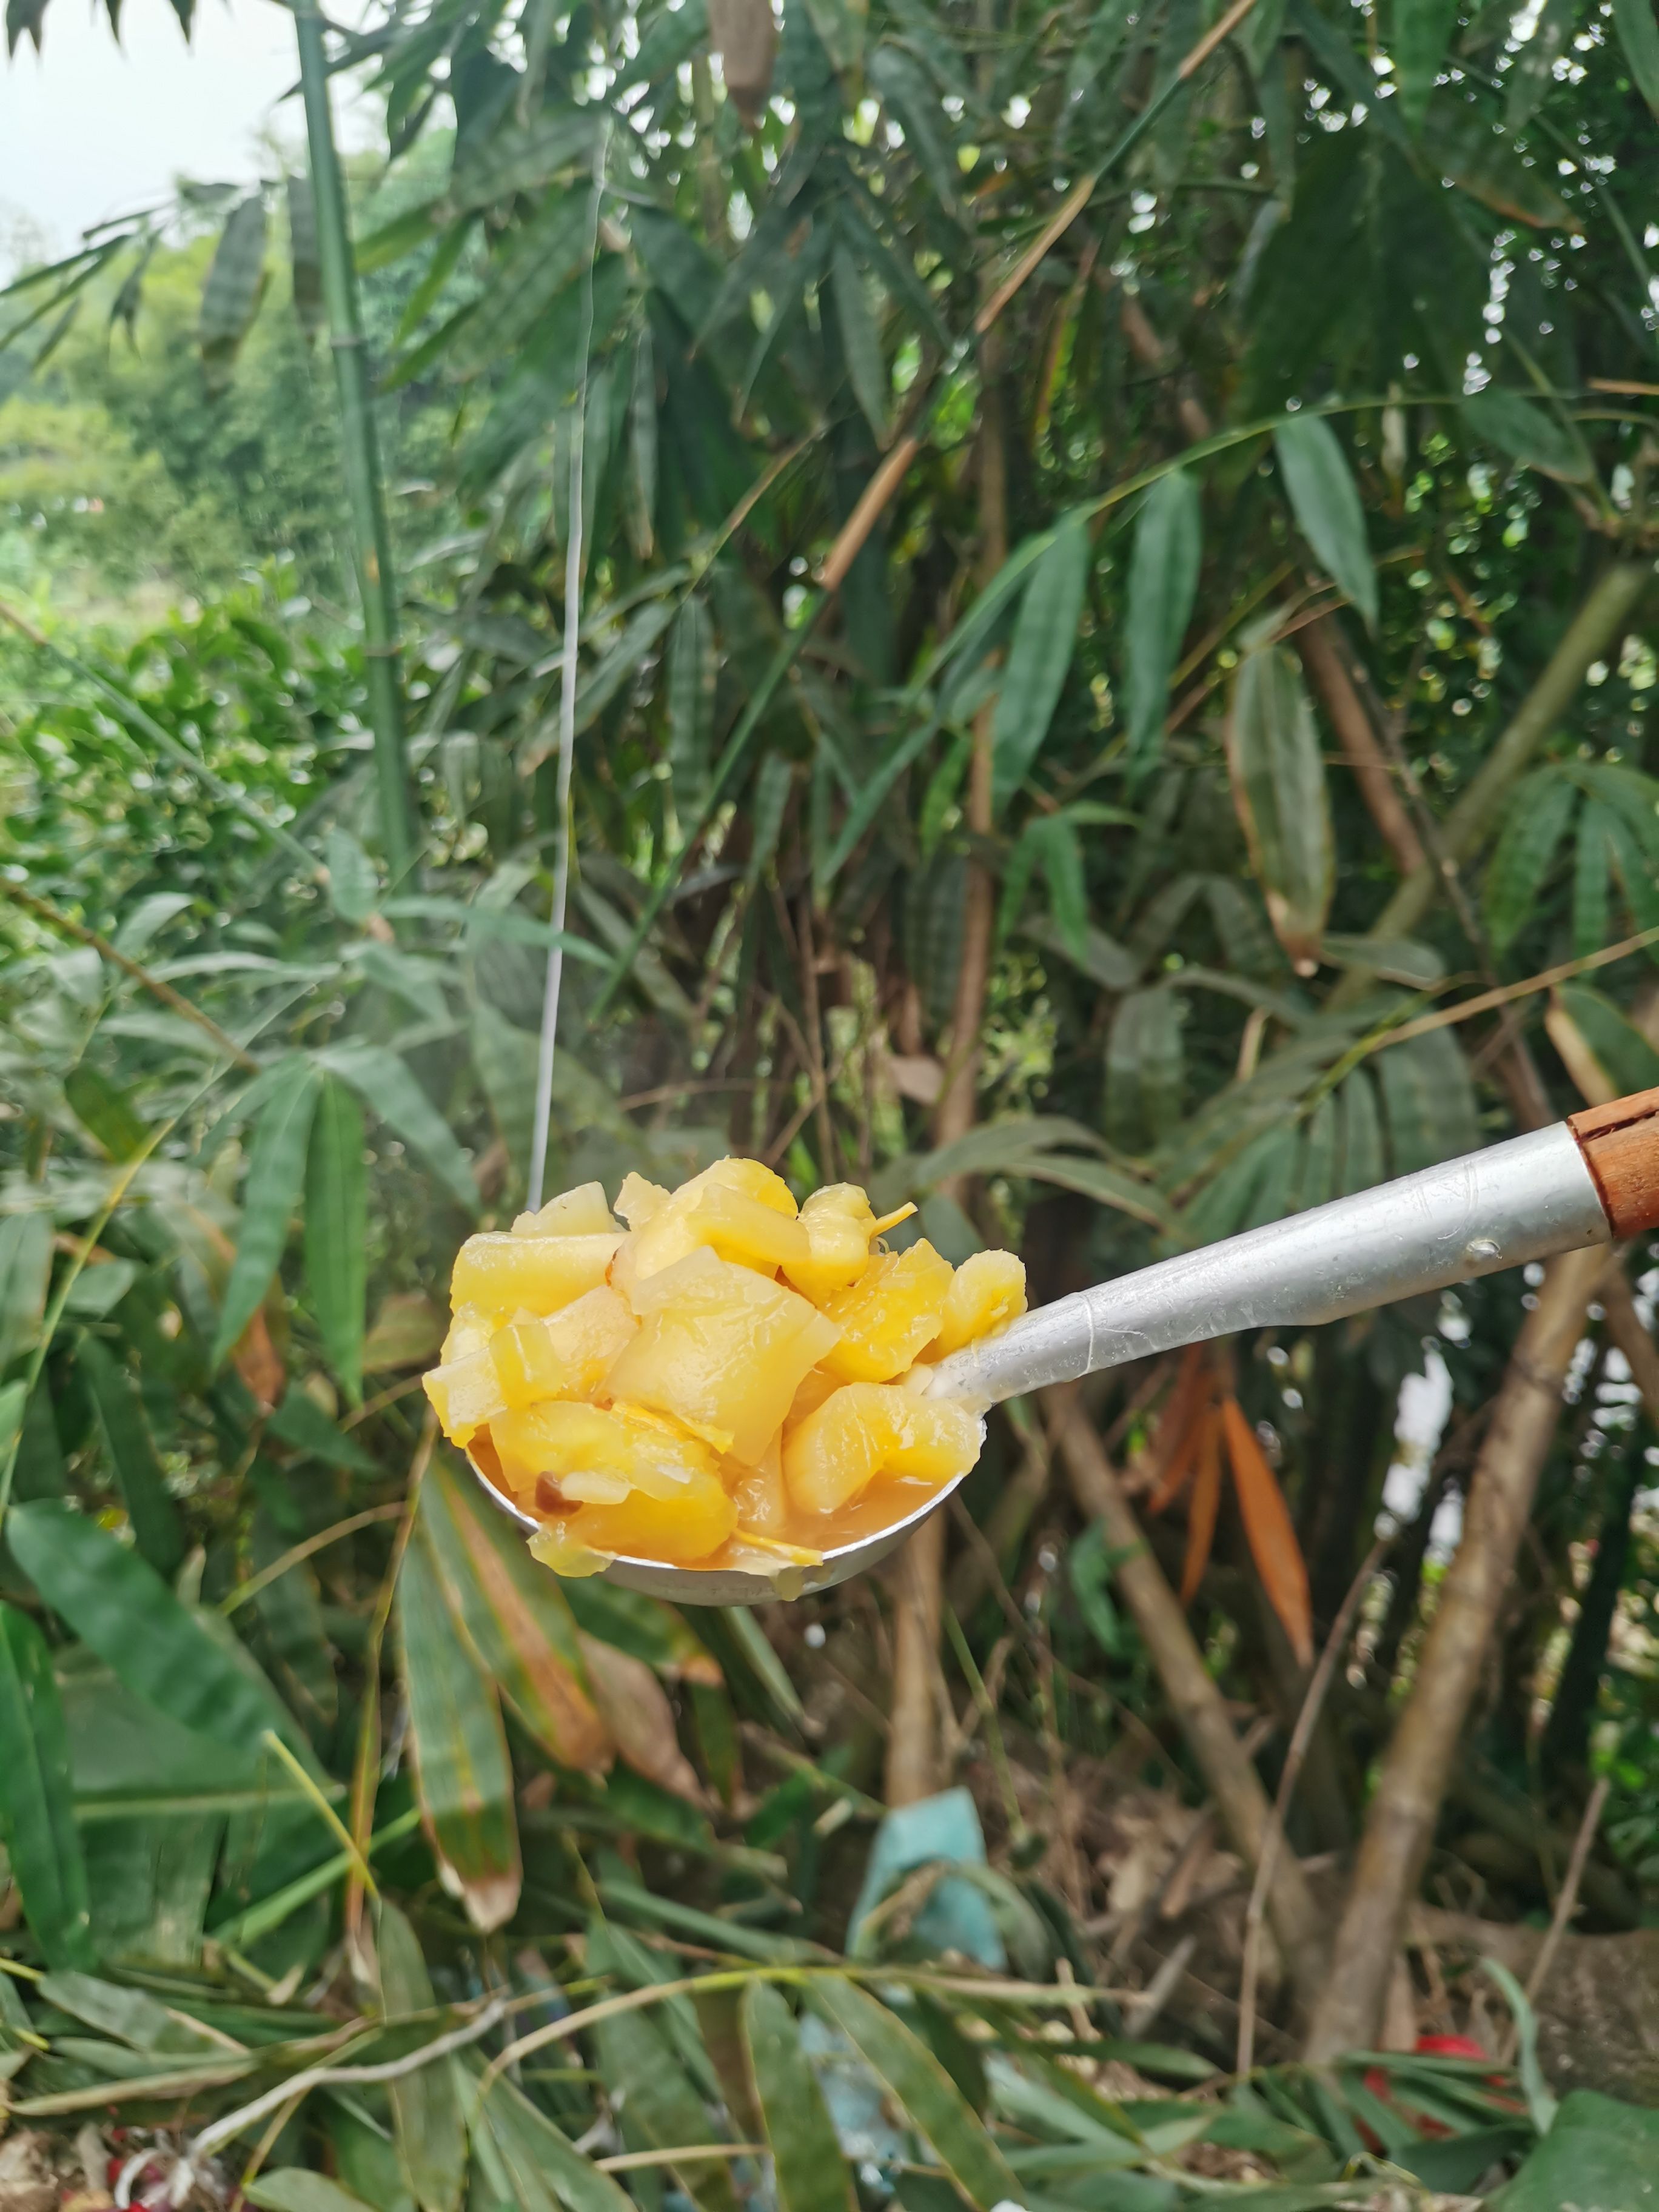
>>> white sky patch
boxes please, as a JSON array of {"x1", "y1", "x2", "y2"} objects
[{"x1": 0, "y1": 1, "x2": 377, "y2": 279}]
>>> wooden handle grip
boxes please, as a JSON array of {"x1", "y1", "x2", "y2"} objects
[{"x1": 1569, "y1": 1085, "x2": 1659, "y2": 1238}]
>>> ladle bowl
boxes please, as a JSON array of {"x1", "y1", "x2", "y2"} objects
[{"x1": 469, "y1": 1090, "x2": 1659, "y2": 1605}]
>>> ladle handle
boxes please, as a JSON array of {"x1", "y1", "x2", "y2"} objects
[{"x1": 924, "y1": 1085, "x2": 1659, "y2": 1409}]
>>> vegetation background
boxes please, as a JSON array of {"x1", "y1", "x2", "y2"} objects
[{"x1": 4, "y1": 0, "x2": 1659, "y2": 2194}]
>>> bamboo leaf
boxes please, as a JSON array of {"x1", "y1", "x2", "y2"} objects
[
  {"x1": 1483, "y1": 770, "x2": 1578, "y2": 953},
  {"x1": 77, "y1": 1336, "x2": 184, "y2": 1577},
  {"x1": 831, "y1": 241, "x2": 888, "y2": 443},
  {"x1": 1461, "y1": 388, "x2": 1595, "y2": 484},
  {"x1": 377, "y1": 1900, "x2": 466, "y2": 2212},
  {"x1": 1224, "y1": 635, "x2": 1333, "y2": 975},
  {"x1": 1336, "y1": 1068, "x2": 1383, "y2": 1196},
  {"x1": 247, "y1": 2175, "x2": 378, "y2": 2212},
  {"x1": 1613, "y1": 0, "x2": 1659, "y2": 115},
  {"x1": 324, "y1": 826, "x2": 381, "y2": 924},
  {"x1": 1551, "y1": 984, "x2": 1659, "y2": 1099},
  {"x1": 7, "y1": 1500, "x2": 301, "y2": 1759},
  {"x1": 807, "y1": 1979, "x2": 1021, "y2": 2210},
  {"x1": 577, "y1": 1634, "x2": 706, "y2": 1803},
  {"x1": 452, "y1": 191, "x2": 594, "y2": 374},
  {"x1": 419, "y1": 1457, "x2": 611, "y2": 1774},
  {"x1": 63, "y1": 1065, "x2": 150, "y2": 1161},
  {"x1": 1572, "y1": 797, "x2": 1616, "y2": 959},
  {"x1": 1274, "y1": 417, "x2": 1376, "y2": 631},
  {"x1": 0, "y1": 1601, "x2": 96, "y2": 1969},
  {"x1": 592, "y1": 2002, "x2": 736, "y2": 2212},
  {"x1": 1123, "y1": 468, "x2": 1202, "y2": 773},
  {"x1": 317, "y1": 1042, "x2": 480, "y2": 1213},
  {"x1": 1105, "y1": 987, "x2": 1184, "y2": 1154},
  {"x1": 1394, "y1": 0, "x2": 1460, "y2": 129},
  {"x1": 478, "y1": 2073, "x2": 638, "y2": 2212},
  {"x1": 0, "y1": 1212, "x2": 54, "y2": 1369},
  {"x1": 212, "y1": 1056, "x2": 321, "y2": 1369},
  {"x1": 199, "y1": 193, "x2": 269, "y2": 392},
  {"x1": 1220, "y1": 1396, "x2": 1312, "y2": 1666},
  {"x1": 667, "y1": 596, "x2": 717, "y2": 816},
  {"x1": 398, "y1": 1521, "x2": 521, "y2": 1931},
  {"x1": 447, "y1": 109, "x2": 602, "y2": 214},
  {"x1": 304, "y1": 1076, "x2": 368, "y2": 1404},
  {"x1": 742, "y1": 1982, "x2": 855, "y2": 2212},
  {"x1": 1378, "y1": 1028, "x2": 1480, "y2": 1172},
  {"x1": 990, "y1": 508, "x2": 1091, "y2": 814}
]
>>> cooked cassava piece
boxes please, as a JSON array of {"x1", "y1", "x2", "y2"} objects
[{"x1": 423, "y1": 1159, "x2": 1026, "y2": 1577}]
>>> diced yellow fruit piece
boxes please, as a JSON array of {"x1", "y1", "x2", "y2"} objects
[
  {"x1": 533, "y1": 1473, "x2": 737, "y2": 1565},
  {"x1": 926, "y1": 1249, "x2": 1028, "y2": 1358},
  {"x1": 730, "y1": 1435, "x2": 789, "y2": 1537},
  {"x1": 785, "y1": 1367, "x2": 840, "y2": 1431},
  {"x1": 782, "y1": 1384, "x2": 983, "y2": 1515},
  {"x1": 781, "y1": 1185, "x2": 883, "y2": 1304},
  {"x1": 423, "y1": 1347, "x2": 504, "y2": 1446},
  {"x1": 527, "y1": 1522, "x2": 609, "y2": 1577},
  {"x1": 605, "y1": 1246, "x2": 842, "y2": 1464},
  {"x1": 451, "y1": 1232, "x2": 622, "y2": 1321},
  {"x1": 683, "y1": 1183, "x2": 810, "y2": 1273},
  {"x1": 693, "y1": 1156, "x2": 798, "y2": 1215},
  {"x1": 441, "y1": 1305, "x2": 495, "y2": 1364},
  {"x1": 615, "y1": 1172, "x2": 671, "y2": 1228},
  {"x1": 511, "y1": 1181, "x2": 617, "y2": 1238},
  {"x1": 492, "y1": 1396, "x2": 720, "y2": 1501},
  {"x1": 491, "y1": 1285, "x2": 637, "y2": 1409},
  {"x1": 819, "y1": 1241, "x2": 953, "y2": 1382}
]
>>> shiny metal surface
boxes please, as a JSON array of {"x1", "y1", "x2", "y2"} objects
[
  {"x1": 475, "y1": 1119, "x2": 1611, "y2": 1604},
  {"x1": 922, "y1": 1121, "x2": 1610, "y2": 1409},
  {"x1": 469, "y1": 1449, "x2": 976, "y2": 1604}
]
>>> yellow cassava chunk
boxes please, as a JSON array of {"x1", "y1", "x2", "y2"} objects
[
  {"x1": 492, "y1": 1396, "x2": 720, "y2": 1501},
  {"x1": 614, "y1": 1156, "x2": 806, "y2": 1295},
  {"x1": 511, "y1": 1181, "x2": 617, "y2": 1238},
  {"x1": 780, "y1": 1185, "x2": 914, "y2": 1305},
  {"x1": 782, "y1": 1383, "x2": 983, "y2": 1515},
  {"x1": 925, "y1": 1248, "x2": 1028, "y2": 1359},
  {"x1": 441, "y1": 1304, "x2": 495, "y2": 1364},
  {"x1": 491, "y1": 1285, "x2": 637, "y2": 1409},
  {"x1": 729, "y1": 1435, "x2": 790, "y2": 1538},
  {"x1": 450, "y1": 1231, "x2": 621, "y2": 1321},
  {"x1": 423, "y1": 1347, "x2": 504, "y2": 1446},
  {"x1": 819, "y1": 1241, "x2": 953, "y2": 1382},
  {"x1": 606, "y1": 1246, "x2": 842, "y2": 1464},
  {"x1": 532, "y1": 1475, "x2": 737, "y2": 1566}
]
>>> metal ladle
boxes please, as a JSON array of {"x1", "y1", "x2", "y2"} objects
[{"x1": 471, "y1": 1088, "x2": 1659, "y2": 1605}]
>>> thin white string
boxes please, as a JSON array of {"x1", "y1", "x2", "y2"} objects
[{"x1": 529, "y1": 120, "x2": 609, "y2": 1212}]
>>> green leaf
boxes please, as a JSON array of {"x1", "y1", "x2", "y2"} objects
[
  {"x1": 477, "y1": 2073, "x2": 638, "y2": 2212},
  {"x1": 199, "y1": 193, "x2": 269, "y2": 392},
  {"x1": 266, "y1": 1382, "x2": 375, "y2": 1471},
  {"x1": 831, "y1": 241, "x2": 888, "y2": 443},
  {"x1": 247, "y1": 2175, "x2": 379, "y2": 2212},
  {"x1": 1554, "y1": 984, "x2": 1659, "y2": 1096},
  {"x1": 7, "y1": 1500, "x2": 298, "y2": 1762},
  {"x1": 453, "y1": 190, "x2": 594, "y2": 375},
  {"x1": 592, "y1": 2001, "x2": 736, "y2": 2212},
  {"x1": 1461, "y1": 388, "x2": 1595, "y2": 484},
  {"x1": 447, "y1": 109, "x2": 602, "y2": 215},
  {"x1": 990, "y1": 508, "x2": 1092, "y2": 814},
  {"x1": 63, "y1": 1065, "x2": 150, "y2": 1161},
  {"x1": 316, "y1": 1042, "x2": 480, "y2": 1213},
  {"x1": 743, "y1": 1982, "x2": 856, "y2": 2212},
  {"x1": 1421, "y1": 96, "x2": 1579, "y2": 229},
  {"x1": 325, "y1": 826, "x2": 381, "y2": 924},
  {"x1": 76, "y1": 1336, "x2": 184, "y2": 1577},
  {"x1": 418, "y1": 1458, "x2": 609, "y2": 1773},
  {"x1": 398, "y1": 1520, "x2": 520, "y2": 1931},
  {"x1": 1506, "y1": 0, "x2": 1572, "y2": 124},
  {"x1": 1123, "y1": 469, "x2": 1202, "y2": 772},
  {"x1": 1483, "y1": 770, "x2": 1578, "y2": 954},
  {"x1": 377, "y1": 1900, "x2": 466, "y2": 2212},
  {"x1": 1378, "y1": 1027, "x2": 1479, "y2": 1173},
  {"x1": 0, "y1": 1601, "x2": 95, "y2": 1969},
  {"x1": 1105, "y1": 987, "x2": 1184, "y2": 1153},
  {"x1": 1336, "y1": 1068, "x2": 1384, "y2": 1195},
  {"x1": 304, "y1": 1076, "x2": 368, "y2": 1404},
  {"x1": 808, "y1": 1979, "x2": 1020, "y2": 2211},
  {"x1": 37, "y1": 1968, "x2": 226, "y2": 2051},
  {"x1": 1613, "y1": 0, "x2": 1659, "y2": 115},
  {"x1": 1572, "y1": 797, "x2": 1616, "y2": 959},
  {"x1": 1489, "y1": 2088, "x2": 1657, "y2": 2210},
  {"x1": 213, "y1": 1055, "x2": 321, "y2": 1369},
  {"x1": 0, "y1": 1212, "x2": 53, "y2": 1369},
  {"x1": 1225, "y1": 635, "x2": 1334, "y2": 974},
  {"x1": 667, "y1": 596, "x2": 717, "y2": 816},
  {"x1": 1275, "y1": 417, "x2": 1376, "y2": 631},
  {"x1": 1393, "y1": 0, "x2": 1460, "y2": 128}
]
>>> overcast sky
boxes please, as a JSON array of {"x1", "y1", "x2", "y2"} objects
[{"x1": 0, "y1": 1, "x2": 377, "y2": 278}]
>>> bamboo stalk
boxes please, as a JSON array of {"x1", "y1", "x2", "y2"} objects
[{"x1": 293, "y1": 7, "x2": 418, "y2": 885}]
